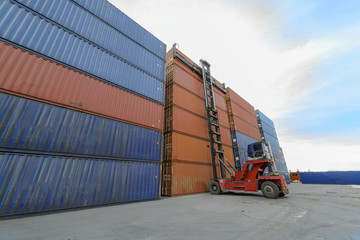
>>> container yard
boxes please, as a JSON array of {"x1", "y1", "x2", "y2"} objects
[{"x1": 1, "y1": 0, "x2": 359, "y2": 239}]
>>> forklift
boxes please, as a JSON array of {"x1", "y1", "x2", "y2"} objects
[
  {"x1": 200, "y1": 59, "x2": 288, "y2": 199},
  {"x1": 171, "y1": 44, "x2": 288, "y2": 199}
]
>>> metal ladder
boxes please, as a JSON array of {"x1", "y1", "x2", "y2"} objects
[{"x1": 200, "y1": 59, "x2": 226, "y2": 180}]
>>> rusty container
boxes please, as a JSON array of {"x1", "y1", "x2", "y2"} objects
[{"x1": 0, "y1": 41, "x2": 163, "y2": 131}]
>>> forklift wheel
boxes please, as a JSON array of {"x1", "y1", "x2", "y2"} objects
[
  {"x1": 261, "y1": 181, "x2": 279, "y2": 199},
  {"x1": 209, "y1": 181, "x2": 221, "y2": 195}
]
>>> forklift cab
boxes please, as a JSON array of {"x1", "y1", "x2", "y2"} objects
[{"x1": 247, "y1": 142, "x2": 272, "y2": 161}]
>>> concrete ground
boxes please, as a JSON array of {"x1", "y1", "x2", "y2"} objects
[{"x1": 1, "y1": 183, "x2": 360, "y2": 240}]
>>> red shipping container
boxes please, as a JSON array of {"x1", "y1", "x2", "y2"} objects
[{"x1": 0, "y1": 41, "x2": 163, "y2": 131}]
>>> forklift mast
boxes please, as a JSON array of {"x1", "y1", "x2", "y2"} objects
[{"x1": 200, "y1": 60, "x2": 226, "y2": 180}]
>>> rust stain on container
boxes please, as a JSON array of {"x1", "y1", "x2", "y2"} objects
[
  {"x1": 0, "y1": 41, "x2": 163, "y2": 131},
  {"x1": 161, "y1": 161, "x2": 212, "y2": 196}
]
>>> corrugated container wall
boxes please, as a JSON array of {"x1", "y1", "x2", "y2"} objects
[
  {"x1": 255, "y1": 109, "x2": 290, "y2": 183},
  {"x1": 0, "y1": 0, "x2": 166, "y2": 218},
  {"x1": 225, "y1": 87, "x2": 261, "y2": 168},
  {"x1": 0, "y1": 152, "x2": 160, "y2": 218},
  {"x1": 0, "y1": 0, "x2": 164, "y2": 103},
  {"x1": 162, "y1": 48, "x2": 235, "y2": 196},
  {"x1": 0, "y1": 42, "x2": 163, "y2": 131},
  {"x1": 299, "y1": 171, "x2": 360, "y2": 185},
  {"x1": 0, "y1": 93, "x2": 161, "y2": 161}
]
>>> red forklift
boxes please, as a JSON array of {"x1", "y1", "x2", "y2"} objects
[{"x1": 200, "y1": 59, "x2": 288, "y2": 199}]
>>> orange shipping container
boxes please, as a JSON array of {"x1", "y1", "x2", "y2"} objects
[
  {"x1": 226, "y1": 87, "x2": 255, "y2": 114},
  {"x1": 0, "y1": 42, "x2": 163, "y2": 131},
  {"x1": 232, "y1": 115, "x2": 262, "y2": 141},
  {"x1": 228, "y1": 100, "x2": 258, "y2": 128},
  {"x1": 163, "y1": 132, "x2": 234, "y2": 165},
  {"x1": 226, "y1": 87, "x2": 261, "y2": 141}
]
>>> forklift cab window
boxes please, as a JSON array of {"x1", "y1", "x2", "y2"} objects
[{"x1": 248, "y1": 143, "x2": 264, "y2": 159}]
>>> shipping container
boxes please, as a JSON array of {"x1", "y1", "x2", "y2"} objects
[
  {"x1": 299, "y1": 171, "x2": 360, "y2": 185},
  {"x1": 225, "y1": 87, "x2": 262, "y2": 141},
  {"x1": 0, "y1": 41, "x2": 163, "y2": 131},
  {"x1": 14, "y1": 0, "x2": 165, "y2": 80},
  {"x1": 256, "y1": 109, "x2": 275, "y2": 129},
  {"x1": 0, "y1": 152, "x2": 160, "y2": 218},
  {"x1": 0, "y1": 0, "x2": 164, "y2": 103},
  {"x1": 258, "y1": 119, "x2": 278, "y2": 139},
  {"x1": 165, "y1": 105, "x2": 232, "y2": 146},
  {"x1": 163, "y1": 132, "x2": 234, "y2": 165},
  {"x1": 231, "y1": 116, "x2": 262, "y2": 141},
  {"x1": 226, "y1": 87, "x2": 256, "y2": 115},
  {"x1": 0, "y1": 93, "x2": 161, "y2": 161},
  {"x1": 161, "y1": 161, "x2": 212, "y2": 196},
  {"x1": 71, "y1": 0, "x2": 166, "y2": 59}
]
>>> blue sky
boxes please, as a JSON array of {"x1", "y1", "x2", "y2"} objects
[
  {"x1": 113, "y1": 0, "x2": 360, "y2": 171},
  {"x1": 275, "y1": 0, "x2": 360, "y2": 140}
]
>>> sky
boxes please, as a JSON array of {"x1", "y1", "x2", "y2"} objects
[{"x1": 109, "y1": 0, "x2": 360, "y2": 171}]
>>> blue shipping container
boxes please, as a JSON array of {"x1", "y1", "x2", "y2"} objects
[
  {"x1": 13, "y1": 0, "x2": 165, "y2": 80},
  {"x1": 0, "y1": 0, "x2": 164, "y2": 103},
  {"x1": 231, "y1": 131, "x2": 258, "y2": 168},
  {"x1": 258, "y1": 119, "x2": 278, "y2": 139},
  {"x1": 300, "y1": 171, "x2": 360, "y2": 185},
  {"x1": 71, "y1": 0, "x2": 166, "y2": 59},
  {"x1": 0, "y1": 152, "x2": 160, "y2": 218},
  {"x1": 0, "y1": 93, "x2": 161, "y2": 161},
  {"x1": 256, "y1": 109, "x2": 275, "y2": 129}
]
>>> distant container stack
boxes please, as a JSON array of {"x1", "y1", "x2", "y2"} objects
[
  {"x1": 255, "y1": 110, "x2": 290, "y2": 183},
  {"x1": 161, "y1": 48, "x2": 235, "y2": 196},
  {"x1": 0, "y1": 0, "x2": 165, "y2": 218},
  {"x1": 299, "y1": 171, "x2": 360, "y2": 185},
  {"x1": 225, "y1": 88, "x2": 262, "y2": 168}
]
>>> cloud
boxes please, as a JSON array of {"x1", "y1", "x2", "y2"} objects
[{"x1": 282, "y1": 136, "x2": 360, "y2": 172}]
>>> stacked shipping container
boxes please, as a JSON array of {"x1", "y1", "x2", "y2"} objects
[
  {"x1": 225, "y1": 88, "x2": 262, "y2": 168},
  {"x1": 162, "y1": 48, "x2": 235, "y2": 196},
  {"x1": 0, "y1": 0, "x2": 165, "y2": 217},
  {"x1": 255, "y1": 110, "x2": 290, "y2": 183}
]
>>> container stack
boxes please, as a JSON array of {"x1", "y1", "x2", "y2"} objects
[
  {"x1": 225, "y1": 88, "x2": 262, "y2": 168},
  {"x1": 162, "y1": 48, "x2": 235, "y2": 196},
  {"x1": 255, "y1": 110, "x2": 290, "y2": 183},
  {"x1": 0, "y1": 0, "x2": 165, "y2": 218}
]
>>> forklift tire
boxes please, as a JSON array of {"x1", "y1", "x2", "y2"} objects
[
  {"x1": 261, "y1": 181, "x2": 279, "y2": 199},
  {"x1": 209, "y1": 181, "x2": 221, "y2": 195}
]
